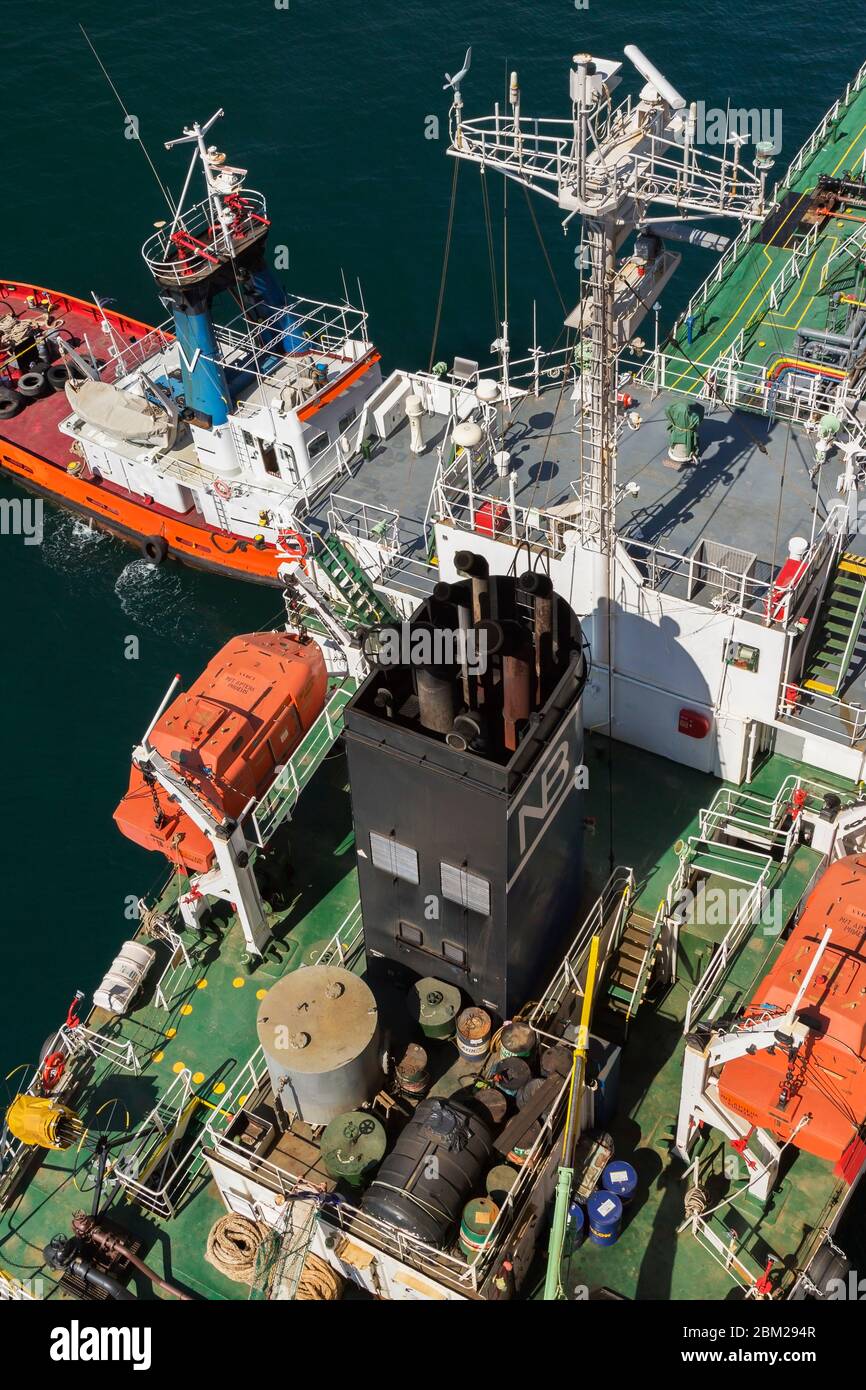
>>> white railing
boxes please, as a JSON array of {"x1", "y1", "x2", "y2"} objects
[
  {"x1": 778, "y1": 684, "x2": 866, "y2": 746},
  {"x1": 62, "y1": 1023, "x2": 141, "y2": 1074},
  {"x1": 310, "y1": 899, "x2": 364, "y2": 970},
  {"x1": 113, "y1": 1068, "x2": 206, "y2": 1219},
  {"x1": 530, "y1": 867, "x2": 634, "y2": 1024},
  {"x1": 625, "y1": 897, "x2": 666, "y2": 1021},
  {"x1": 699, "y1": 788, "x2": 797, "y2": 859},
  {"x1": 769, "y1": 773, "x2": 859, "y2": 825},
  {"x1": 670, "y1": 55, "x2": 866, "y2": 351},
  {"x1": 620, "y1": 535, "x2": 770, "y2": 615},
  {"x1": 683, "y1": 866, "x2": 775, "y2": 1033},
  {"x1": 251, "y1": 680, "x2": 355, "y2": 844},
  {"x1": 141, "y1": 190, "x2": 269, "y2": 283}
]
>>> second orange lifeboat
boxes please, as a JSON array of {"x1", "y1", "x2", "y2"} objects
[{"x1": 114, "y1": 631, "x2": 327, "y2": 873}]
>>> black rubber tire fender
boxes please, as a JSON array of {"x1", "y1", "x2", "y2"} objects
[
  {"x1": 0, "y1": 386, "x2": 23, "y2": 419},
  {"x1": 142, "y1": 535, "x2": 168, "y2": 565},
  {"x1": 17, "y1": 370, "x2": 46, "y2": 399}
]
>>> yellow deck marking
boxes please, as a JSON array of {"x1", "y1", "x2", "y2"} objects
[
  {"x1": 213, "y1": 1082, "x2": 226, "y2": 1095},
  {"x1": 192, "y1": 1071, "x2": 205, "y2": 1084},
  {"x1": 238, "y1": 1094, "x2": 248, "y2": 1106},
  {"x1": 165, "y1": 1028, "x2": 177, "y2": 1039},
  {"x1": 256, "y1": 988, "x2": 267, "y2": 999},
  {"x1": 153, "y1": 1051, "x2": 164, "y2": 1063},
  {"x1": 172, "y1": 1060, "x2": 187, "y2": 1074},
  {"x1": 840, "y1": 561, "x2": 866, "y2": 576},
  {"x1": 180, "y1": 1003, "x2": 193, "y2": 1016},
  {"x1": 196, "y1": 979, "x2": 208, "y2": 990},
  {"x1": 232, "y1": 977, "x2": 245, "y2": 989}
]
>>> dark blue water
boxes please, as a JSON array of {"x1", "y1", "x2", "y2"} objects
[{"x1": 2, "y1": 0, "x2": 860, "y2": 1077}]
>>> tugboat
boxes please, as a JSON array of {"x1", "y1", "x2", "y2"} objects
[{"x1": 0, "y1": 111, "x2": 382, "y2": 584}]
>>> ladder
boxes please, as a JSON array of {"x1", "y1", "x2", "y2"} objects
[
  {"x1": 803, "y1": 551, "x2": 866, "y2": 697},
  {"x1": 605, "y1": 905, "x2": 662, "y2": 1020},
  {"x1": 313, "y1": 532, "x2": 398, "y2": 625}
]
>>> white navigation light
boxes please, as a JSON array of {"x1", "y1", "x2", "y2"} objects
[{"x1": 624, "y1": 45, "x2": 686, "y2": 110}]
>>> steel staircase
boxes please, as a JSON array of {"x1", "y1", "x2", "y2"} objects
[
  {"x1": 313, "y1": 532, "x2": 398, "y2": 625},
  {"x1": 803, "y1": 551, "x2": 866, "y2": 697},
  {"x1": 605, "y1": 904, "x2": 663, "y2": 1020}
]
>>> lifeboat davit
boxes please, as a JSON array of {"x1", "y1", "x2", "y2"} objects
[
  {"x1": 114, "y1": 632, "x2": 327, "y2": 873},
  {"x1": 719, "y1": 855, "x2": 866, "y2": 1178}
]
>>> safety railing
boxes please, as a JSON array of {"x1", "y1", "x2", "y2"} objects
[
  {"x1": 530, "y1": 867, "x2": 634, "y2": 1025},
  {"x1": 769, "y1": 773, "x2": 859, "y2": 825},
  {"x1": 682, "y1": 865, "x2": 776, "y2": 1034},
  {"x1": 778, "y1": 684, "x2": 866, "y2": 747},
  {"x1": 624, "y1": 897, "x2": 666, "y2": 1022},
  {"x1": 620, "y1": 534, "x2": 771, "y2": 615},
  {"x1": 310, "y1": 898, "x2": 364, "y2": 971},
  {"x1": 62, "y1": 1023, "x2": 142, "y2": 1074},
  {"x1": 251, "y1": 679, "x2": 356, "y2": 844},
  {"x1": 141, "y1": 190, "x2": 269, "y2": 284},
  {"x1": 698, "y1": 787, "x2": 797, "y2": 860},
  {"x1": 113, "y1": 1068, "x2": 207, "y2": 1219}
]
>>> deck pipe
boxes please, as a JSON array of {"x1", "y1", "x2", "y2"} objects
[
  {"x1": 520, "y1": 572, "x2": 555, "y2": 707},
  {"x1": 455, "y1": 551, "x2": 492, "y2": 623},
  {"x1": 433, "y1": 579, "x2": 473, "y2": 707},
  {"x1": 500, "y1": 620, "x2": 534, "y2": 753}
]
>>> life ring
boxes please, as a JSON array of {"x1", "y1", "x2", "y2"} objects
[
  {"x1": 276, "y1": 529, "x2": 308, "y2": 562},
  {"x1": 142, "y1": 535, "x2": 168, "y2": 565},
  {"x1": 42, "y1": 1051, "x2": 65, "y2": 1092},
  {"x1": 214, "y1": 478, "x2": 233, "y2": 501}
]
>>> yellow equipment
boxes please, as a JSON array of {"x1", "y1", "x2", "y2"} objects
[{"x1": 5, "y1": 1094, "x2": 84, "y2": 1150}]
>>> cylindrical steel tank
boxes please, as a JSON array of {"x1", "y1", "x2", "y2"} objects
[{"x1": 256, "y1": 966, "x2": 382, "y2": 1126}]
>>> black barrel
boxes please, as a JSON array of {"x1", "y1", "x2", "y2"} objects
[{"x1": 361, "y1": 1097, "x2": 493, "y2": 1247}]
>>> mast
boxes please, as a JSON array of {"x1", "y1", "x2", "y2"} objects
[{"x1": 446, "y1": 45, "x2": 769, "y2": 556}]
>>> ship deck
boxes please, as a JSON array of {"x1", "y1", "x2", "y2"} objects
[
  {"x1": 658, "y1": 73, "x2": 866, "y2": 397},
  {"x1": 314, "y1": 383, "x2": 826, "y2": 612},
  {"x1": 0, "y1": 735, "x2": 859, "y2": 1303},
  {"x1": 0, "y1": 284, "x2": 152, "y2": 468}
]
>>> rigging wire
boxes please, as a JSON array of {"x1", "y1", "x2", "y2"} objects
[
  {"x1": 428, "y1": 157, "x2": 461, "y2": 373},
  {"x1": 79, "y1": 25, "x2": 177, "y2": 218}
]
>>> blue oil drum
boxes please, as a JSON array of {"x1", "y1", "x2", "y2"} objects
[
  {"x1": 564, "y1": 1199, "x2": 585, "y2": 1255},
  {"x1": 601, "y1": 1160, "x2": 638, "y2": 1206},
  {"x1": 587, "y1": 1190, "x2": 623, "y2": 1247}
]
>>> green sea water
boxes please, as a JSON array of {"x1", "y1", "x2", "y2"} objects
[{"x1": 1, "y1": 0, "x2": 862, "y2": 1079}]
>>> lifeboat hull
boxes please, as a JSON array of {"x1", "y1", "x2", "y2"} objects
[
  {"x1": 114, "y1": 631, "x2": 328, "y2": 873},
  {"x1": 719, "y1": 854, "x2": 866, "y2": 1174}
]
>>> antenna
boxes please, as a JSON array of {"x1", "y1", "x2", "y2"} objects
[{"x1": 443, "y1": 46, "x2": 472, "y2": 96}]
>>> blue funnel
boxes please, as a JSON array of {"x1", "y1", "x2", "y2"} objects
[
  {"x1": 246, "y1": 266, "x2": 308, "y2": 354},
  {"x1": 172, "y1": 301, "x2": 231, "y2": 426}
]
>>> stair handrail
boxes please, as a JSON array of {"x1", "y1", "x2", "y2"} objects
[{"x1": 624, "y1": 898, "x2": 666, "y2": 1021}]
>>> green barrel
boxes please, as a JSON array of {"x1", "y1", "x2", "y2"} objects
[
  {"x1": 409, "y1": 977, "x2": 462, "y2": 1040},
  {"x1": 459, "y1": 1196, "x2": 499, "y2": 1260},
  {"x1": 500, "y1": 1021, "x2": 535, "y2": 1060},
  {"x1": 485, "y1": 1164, "x2": 518, "y2": 1206},
  {"x1": 320, "y1": 1111, "x2": 386, "y2": 1188}
]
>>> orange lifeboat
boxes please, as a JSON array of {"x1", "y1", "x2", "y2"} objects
[
  {"x1": 114, "y1": 632, "x2": 327, "y2": 873},
  {"x1": 718, "y1": 855, "x2": 866, "y2": 1178}
]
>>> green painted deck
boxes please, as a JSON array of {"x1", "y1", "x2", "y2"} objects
[
  {"x1": 659, "y1": 69, "x2": 866, "y2": 397},
  {"x1": 0, "y1": 737, "x2": 859, "y2": 1302}
]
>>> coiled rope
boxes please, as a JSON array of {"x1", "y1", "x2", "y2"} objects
[{"x1": 206, "y1": 1213, "x2": 267, "y2": 1285}]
